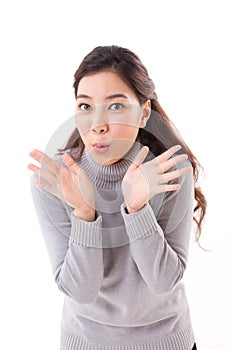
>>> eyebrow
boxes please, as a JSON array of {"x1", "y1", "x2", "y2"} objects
[
  {"x1": 105, "y1": 94, "x2": 128, "y2": 100},
  {"x1": 76, "y1": 93, "x2": 129, "y2": 100}
]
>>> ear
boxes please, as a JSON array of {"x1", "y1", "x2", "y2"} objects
[{"x1": 139, "y1": 100, "x2": 151, "y2": 127}]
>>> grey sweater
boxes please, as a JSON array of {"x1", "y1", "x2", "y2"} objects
[{"x1": 30, "y1": 141, "x2": 195, "y2": 350}]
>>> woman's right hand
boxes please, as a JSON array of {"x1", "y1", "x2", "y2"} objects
[{"x1": 28, "y1": 150, "x2": 96, "y2": 221}]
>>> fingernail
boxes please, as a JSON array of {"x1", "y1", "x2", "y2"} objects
[{"x1": 30, "y1": 149, "x2": 40, "y2": 155}]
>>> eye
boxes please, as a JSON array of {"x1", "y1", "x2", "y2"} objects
[
  {"x1": 78, "y1": 103, "x2": 92, "y2": 111},
  {"x1": 109, "y1": 103, "x2": 124, "y2": 111}
]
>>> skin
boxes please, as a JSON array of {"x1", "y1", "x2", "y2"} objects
[
  {"x1": 28, "y1": 71, "x2": 192, "y2": 220},
  {"x1": 75, "y1": 71, "x2": 151, "y2": 165}
]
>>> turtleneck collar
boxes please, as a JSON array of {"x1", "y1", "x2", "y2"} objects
[{"x1": 79, "y1": 140, "x2": 142, "y2": 189}]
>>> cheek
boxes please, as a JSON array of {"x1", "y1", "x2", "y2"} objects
[
  {"x1": 80, "y1": 133, "x2": 91, "y2": 148},
  {"x1": 111, "y1": 124, "x2": 139, "y2": 140}
]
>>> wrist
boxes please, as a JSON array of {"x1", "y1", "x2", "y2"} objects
[
  {"x1": 73, "y1": 208, "x2": 96, "y2": 222},
  {"x1": 126, "y1": 202, "x2": 146, "y2": 214}
]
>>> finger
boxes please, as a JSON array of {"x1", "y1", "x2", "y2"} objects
[
  {"x1": 159, "y1": 166, "x2": 192, "y2": 184},
  {"x1": 131, "y1": 146, "x2": 149, "y2": 169},
  {"x1": 157, "y1": 184, "x2": 181, "y2": 193},
  {"x1": 63, "y1": 153, "x2": 80, "y2": 174},
  {"x1": 27, "y1": 163, "x2": 40, "y2": 174},
  {"x1": 155, "y1": 145, "x2": 182, "y2": 164},
  {"x1": 39, "y1": 168, "x2": 57, "y2": 185},
  {"x1": 29, "y1": 149, "x2": 59, "y2": 175},
  {"x1": 28, "y1": 163, "x2": 56, "y2": 187},
  {"x1": 29, "y1": 149, "x2": 49, "y2": 163},
  {"x1": 159, "y1": 154, "x2": 188, "y2": 173},
  {"x1": 35, "y1": 177, "x2": 53, "y2": 193}
]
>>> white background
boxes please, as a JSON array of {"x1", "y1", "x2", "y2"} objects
[{"x1": 0, "y1": 1, "x2": 232, "y2": 349}]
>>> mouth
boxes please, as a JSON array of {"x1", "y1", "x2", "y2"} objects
[{"x1": 92, "y1": 143, "x2": 110, "y2": 154}]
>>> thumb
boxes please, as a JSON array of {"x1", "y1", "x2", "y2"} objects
[
  {"x1": 131, "y1": 146, "x2": 149, "y2": 169},
  {"x1": 62, "y1": 153, "x2": 80, "y2": 174}
]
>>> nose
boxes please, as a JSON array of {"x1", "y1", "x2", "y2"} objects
[
  {"x1": 91, "y1": 105, "x2": 109, "y2": 134},
  {"x1": 92, "y1": 124, "x2": 108, "y2": 134}
]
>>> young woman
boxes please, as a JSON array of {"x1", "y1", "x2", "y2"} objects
[{"x1": 28, "y1": 45, "x2": 205, "y2": 350}]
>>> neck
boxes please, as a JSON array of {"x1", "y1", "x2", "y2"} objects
[{"x1": 80, "y1": 141, "x2": 142, "y2": 190}]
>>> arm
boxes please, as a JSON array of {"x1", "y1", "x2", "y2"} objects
[
  {"x1": 30, "y1": 176, "x2": 104, "y2": 304},
  {"x1": 121, "y1": 168, "x2": 194, "y2": 295}
]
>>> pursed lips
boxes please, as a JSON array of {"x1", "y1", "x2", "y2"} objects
[
  {"x1": 92, "y1": 142, "x2": 110, "y2": 148},
  {"x1": 92, "y1": 142, "x2": 110, "y2": 153}
]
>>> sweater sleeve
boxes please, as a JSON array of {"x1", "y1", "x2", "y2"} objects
[
  {"x1": 30, "y1": 175, "x2": 104, "y2": 304},
  {"x1": 120, "y1": 162, "x2": 194, "y2": 295}
]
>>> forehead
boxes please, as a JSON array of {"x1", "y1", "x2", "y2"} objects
[{"x1": 77, "y1": 71, "x2": 137, "y2": 99}]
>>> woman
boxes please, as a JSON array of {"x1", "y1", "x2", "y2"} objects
[{"x1": 28, "y1": 45, "x2": 205, "y2": 350}]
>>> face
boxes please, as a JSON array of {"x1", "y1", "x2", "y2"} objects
[{"x1": 75, "y1": 71, "x2": 151, "y2": 165}]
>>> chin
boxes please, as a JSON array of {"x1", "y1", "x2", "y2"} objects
[
  {"x1": 95, "y1": 157, "x2": 120, "y2": 166},
  {"x1": 103, "y1": 158, "x2": 121, "y2": 165}
]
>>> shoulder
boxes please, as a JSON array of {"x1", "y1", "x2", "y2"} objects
[
  {"x1": 165, "y1": 158, "x2": 194, "y2": 206},
  {"x1": 150, "y1": 158, "x2": 194, "y2": 222}
]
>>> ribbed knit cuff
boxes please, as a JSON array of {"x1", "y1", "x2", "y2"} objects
[
  {"x1": 121, "y1": 202, "x2": 159, "y2": 241},
  {"x1": 70, "y1": 213, "x2": 102, "y2": 248}
]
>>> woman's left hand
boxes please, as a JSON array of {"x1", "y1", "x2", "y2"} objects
[{"x1": 122, "y1": 145, "x2": 192, "y2": 213}]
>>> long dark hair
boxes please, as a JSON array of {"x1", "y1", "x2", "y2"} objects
[{"x1": 59, "y1": 45, "x2": 207, "y2": 243}]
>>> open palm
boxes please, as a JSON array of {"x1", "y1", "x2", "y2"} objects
[
  {"x1": 28, "y1": 150, "x2": 95, "y2": 216},
  {"x1": 122, "y1": 145, "x2": 192, "y2": 213}
]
